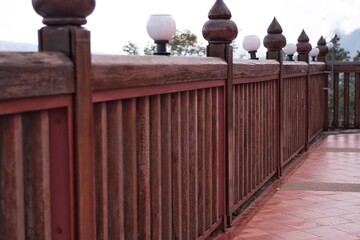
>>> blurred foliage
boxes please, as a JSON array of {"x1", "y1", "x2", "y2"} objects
[
  {"x1": 169, "y1": 29, "x2": 205, "y2": 56},
  {"x1": 122, "y1": 41, "x2": 139, "y2": 55},
  {"x1": 124, "y1": 29, "x2": 205, "y2": 56}
]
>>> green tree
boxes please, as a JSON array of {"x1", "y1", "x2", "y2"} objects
[
  {"x1": 123, "y1": 41, "x2": 139, "y2": 55},
  {"x1": 144, "y1": 43, "x2": 155, "y2": 55},
  {"x1": 169, "y1": 29, "x2": 205, "y2": 56},
  {"x1": 326, "y1": 35, "x2": 350, "y2": 62},
  {"x1": 353, "y1": 51, "x2": 360, "y2": 61}
]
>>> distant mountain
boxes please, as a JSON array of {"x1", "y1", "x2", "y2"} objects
[
  {"x1": 341, "y1": 29, "x2": 360, "y2": 59},
  {"x1": 0, "y1": 41, "x2": 37, "y2": 52}
]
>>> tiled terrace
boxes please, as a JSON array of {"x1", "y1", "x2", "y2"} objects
[{"x1": 215, "y1": 132, "x2": 360, "y2": 240}]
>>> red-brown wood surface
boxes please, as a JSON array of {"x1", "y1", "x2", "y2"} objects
[
  {"x1": 356, "y1": 74, "x2": 360, "y2": 128},
  {"x1": 282, "y1": 75, "x2": 306, "y2": 165},
  {"x1": 333, "y1": 73, "x2": 340, "y2": 128},
  {"x1": 0, "y1": 115, "x2": 25, "y2": 240},
  {"x1": 150, "y1": 95, "x2": 162, "y2": 240},
  {"x1": 23, "y1": 111, "x2": 51, "y2": 240},
  {"x1": 94, "y1": 102, "x2": 109, "y2": 240},
  {"x1": 91, "y1": 84, "x2": 224, "y2": 240},
  {"x1": 344, "y1": 73, "x2": 350, "y2": 128},
  {"x1": 0, "y1": 52, "x2": 74, "y2": 100},
  {"x1": 327, "y1": 62, "x2": 360, "y2": 129},
  {"x1": 1, "y1": 51, "x2": 341, "y2": 240},
  {"x1": 71, "y1": 29, "x2": 96, "y2": 240},
  {"x1": 308, "y1": 73, "x2": 326, "y2": 141},
  {"x1": 231, "y1": 79, "x2": 278, "y2": 211},
  {"x1": 161, "y1": 94, "x2": 173, "y2": 239},
  {"x1": 0, "y1": 96, "x2": 73, "y2": 240},
  {"x1": 49, "y1": 108, "x2": 73, "y2": 240}
]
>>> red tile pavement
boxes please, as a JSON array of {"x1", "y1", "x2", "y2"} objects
[{"x1": 214, "y1": 132, "x2": 360, "y2": 240}]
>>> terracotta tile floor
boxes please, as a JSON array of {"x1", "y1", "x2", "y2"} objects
[{"x1": 215, "y1": 132, "x2": 360, "y2": 240}]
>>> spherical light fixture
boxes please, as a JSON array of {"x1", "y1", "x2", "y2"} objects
[
  {"x1": 242, "y1": 35, "x2": 261, "y2": 60},
  {"x1": 283, "y1": 43, "x2": 297, "y2": 61},
  {"x1": 309, "y1": 47, "x2": 320, "y2": 61},
  {"x1": 146, "y1": 14, "x2": 176, "y2": 55}
]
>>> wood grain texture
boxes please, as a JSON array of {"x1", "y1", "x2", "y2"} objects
[
  {"x1": 233, "y1": 59, "x2": 279, "y2": 78},
  {"x1": 171, "y1": 92, "x2": 182, "y2": 240},
  {"x1": 122, "y1": 99, "x2": 138, "y2": 240},
  {"x1": 106, "y1": 101, "x2": 125, "y2": 240},
  {"x1": 0, "y1": 52, "x2": 74, "y2": 100},
  {"x1": 309, "y1": 62, "x2": 326, "y2": 73},
  {"x1": 92, "y1": 55, "x2": 227, "y2": 91},
  {"x1": 71, "y1": 29, "x2": 96, "y2": 240},
  {"x1": 0, "y1": 115, "x2": 25, "y2": 240},
  {"x1": 150, "y1": 95, "x2": 162, "y2": 240},
  {"x1": 93, "y1": 103, "x2": 109, "y2": 240},
  {"x1": 308, "y1": 74, "x2": 326, "y2": 140},
  {"x1": 326, "y1": 61, "x2": 360, "y2": 73},
  {"x1": 231, "y1": 80, "x2": 278, "y2": 210},
  {"x1": 197, "y1": 89, "x2": 206, "y2": 235},
  {"x1": 160, "y1": 94, "x2": 172, "y2": 239},
  {"x1": 23, "y1": 111, "x2": 51, "y2": 240},
  {"x1": 0, "y1": 48, "x2": 339, "y2": 240},
  {"x1": 282, "y1": 76, "x2": 306, "y2": 164},
  {"x1": 188, "y1": 90, "x2": 198, "y2": 239},
  {"x1": 137, "y1": 97, "x2": 151, "y2": 240}
]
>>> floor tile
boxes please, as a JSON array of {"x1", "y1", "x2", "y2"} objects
[{"x1": 214, "y1": 133, "x2": 360, "y2": 240}]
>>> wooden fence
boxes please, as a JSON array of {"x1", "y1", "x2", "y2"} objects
[
  {"x1": 0, "y1": 51, "x2": 328, "y2": 240},
  {"x1": 327, "y1": 62, "x2": 360, "y2": 129}
]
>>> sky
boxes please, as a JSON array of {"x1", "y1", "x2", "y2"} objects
[{"x1": 1, "y1": 0, "x2": 360, "y2": 56}]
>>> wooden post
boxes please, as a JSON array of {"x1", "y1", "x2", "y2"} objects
[
  {"x1": 317, "y1": 36, "x2": 330, "y2": 131},
  {"x1": 263, "y1": 18, "x2": 286, "y2": 62},
  {"x1": 32, "y1": 1, "x2": 96, "y2": 240},
  {"x1": 263, "y1": 17, "x2": 286, "y2": 178},
  {"x1": 297, "y1": 30, "x2": 311, "y2": 150},
  {"x1": 202, "y1": 0, "x2": 238, "y2": 228},
  {"x1": 316, "y1": 36, "x2": 329, "y2": 63},
  {"x1": 297, "y1": 30, "x2": 312, "y2": 63}
]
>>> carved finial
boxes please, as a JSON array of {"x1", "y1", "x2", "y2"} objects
[
  {"x1": 296, "y1": 30, "x2": 312, "y2": 62},
  {"x1": 208, "y1": 0, "x2": 231, "y2": 19},
  {"x1": 263, "y1": 17, "x2": 286, "y2": 61},
  {"x1": 202, "y1": 0, "x2": 238, "y2": 43},
  {"x1": 32, "y1": 0, "x2": 96, "y2": 26},
  {"x1": 316, "y1": 36, "x2": 329, "y2": 62}
]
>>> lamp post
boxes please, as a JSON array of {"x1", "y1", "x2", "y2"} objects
[
  {"x1": 326, "y1": 41, "x2": 334, "y2": 129},
  {"x1": 283, "y1": 43, "x2": 297, "y2": 61},
  {"x1": 309, "y1": 47, "x2": 320, "y2": 61},
  {"x1": 146, "y1": 14, "x2": 176, "y2": 55},
  {"x1": 327, "y1": 42, "x2": 334, "y2": 78},
  {"x1": 242, "y1": 35, "x2": 260, "y2": 59}
]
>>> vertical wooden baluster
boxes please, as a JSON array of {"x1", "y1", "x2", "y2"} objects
[
  {"x1": 150, "y1": 95, "x2": 162, "y2": 240},
  {"x1": 94, "y1": 103, "x2": 109, "y2": 240},
  {"x1": 0, "y1": 115, "x2": 25, "y2": 240},
  {"x1": 137, "y1": 97, "x2": 151, "y2": 240},
  {"x1": 161, "y1": 94, "x2": 172, "y2": 239}
]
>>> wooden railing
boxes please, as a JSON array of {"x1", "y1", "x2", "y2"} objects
[
  {"x1": 0, "y1": 51, "x2": 328, "y2": 239},
  {"x1": 91, "y1": 55, "x2": 227, "y2": 239},
  {"x1": 326, "y1": 62, "x2": 360, "y2": 129},
  {"x1": 0, "y1": 52, "x2": 75, "y2": 240},
  {"x1": 230, "y1": 60, "x2": 279, "y2": 214}
]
